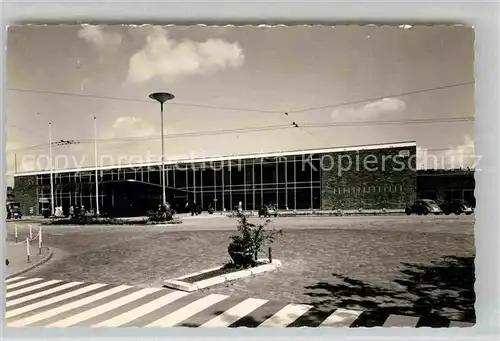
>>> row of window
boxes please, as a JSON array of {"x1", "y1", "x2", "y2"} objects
[
  {"x1": 331, "y1": 184, "x2": 405, "y2": 194},
  {"x1": 37, "y1": 162, "x2": 322, "y2": 186},
  {"x1": 39, "y1": 184, "x2": 407, "y2": 204}
]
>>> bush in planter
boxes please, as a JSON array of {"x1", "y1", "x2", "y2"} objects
[{"x1": 228, "y1": 212, "x2": 282, "y2": 268}]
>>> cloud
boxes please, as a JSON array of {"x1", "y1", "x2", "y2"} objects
[
  {"x1": 331, "y1": 98, "x2": 406, "y2": 120},
  {"x1": 417, "y1": 135, "x2": 476, "y2": 170},
  {"x1": 109, "y1": 116, "x2": 158, "y2": 138},
  {"x1": 444, "y1": 135, "x2": 475, "y2": 168},
  {"x1": 364, "y1": 98, "x2": 406, "y2": 113},
  {"x1": 77, "y1": 26, "x2": 123, "y2": 47},
  {"x1": 127, "y1": 28, "x2": 244, "y2": 83}
]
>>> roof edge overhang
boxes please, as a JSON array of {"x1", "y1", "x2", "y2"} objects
[{"x1": 14, "y1": 141, "x2": 416, "y2": 177}]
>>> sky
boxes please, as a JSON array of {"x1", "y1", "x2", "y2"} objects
[{"x1": 5, "y1": 25, "x2": 475, "y2": 186}]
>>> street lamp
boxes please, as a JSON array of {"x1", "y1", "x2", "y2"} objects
[
  {"x1": 149, "y1": 92, "x2": 175, "y2": 206},
  {"x1": 48, "y1": 123, "x2": 55, "y2": 216}
]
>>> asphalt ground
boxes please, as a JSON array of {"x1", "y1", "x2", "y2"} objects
[{"x1": 5, "y1": 214, "x2": 475, "y2": 321}]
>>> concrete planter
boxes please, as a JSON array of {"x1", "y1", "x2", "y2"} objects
[{"x1": 164, "y1": 259, "x2": 282, "y2": 292}]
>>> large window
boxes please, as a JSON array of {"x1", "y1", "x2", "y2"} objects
[{"x1": 29, "y1": 152, "x2": 326, "y2": 215}]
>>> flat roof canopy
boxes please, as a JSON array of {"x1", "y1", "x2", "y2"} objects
[{"x1": 14, "y1": 141, "x2": 416, "y2": 177}]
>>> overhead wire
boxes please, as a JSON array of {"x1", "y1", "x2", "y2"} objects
[
  {"x1": 289, "y1": 81, "x2": 475, "y2": 113},
  {"x1": 7, "y1": 88, "x2": 283, "y2": 114},
  {"x1": 6, "y1": 81, "x2": 475, "y2": 153},
  {"x1": 6, "y1": 117, "x2": 474, "y2": 153}
]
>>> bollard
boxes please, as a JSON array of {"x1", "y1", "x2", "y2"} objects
[
  {"x1": 268, "y1": 247, "x2": 272, "y2": 263},
  {"x1": 38, "y1": 226, "x2": 43, "y2": 255},
  {"x1": 26, "y1": 237, "x2": 31, "y2": 263},
  {"x1": 29, "y1": 224, "x2": 33, "y2": 244},
  {"x1": 15, "y1": 224, "x2": 18, "y2": 243}
]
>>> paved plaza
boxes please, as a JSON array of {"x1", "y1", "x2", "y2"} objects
[{"x1": 5, "y1": 215, "x2": 475, "y2": 324}]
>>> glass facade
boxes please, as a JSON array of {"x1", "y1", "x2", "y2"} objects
[{"x1": 35, "y1": 154, "x2": 323, "y2": 216}]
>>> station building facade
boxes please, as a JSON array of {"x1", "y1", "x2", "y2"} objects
[{"x1": 13, "y1": 142, "x2": 417, "y2": 217}]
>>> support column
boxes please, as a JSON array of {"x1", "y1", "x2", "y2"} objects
[
  {"x1": 285, "y1": 158, "x2": 288, "y2": 209},
  {"x1": 200, "y1": 165, "x2": 204, "y2": 208},
  {"x1": 193, "y1": 166, "x2": 196, "y2": 204},
  {"x1": 260, "y1": 159, "x2": 264, "y2": 206},
  {"x1": 243, "y1": 159, "x2": 247, "y2": 210},
  {"x1": 68, "y1": 179, "x2": 72, "y2": 207},
  {"x1": 275, "y1": 158, "x2": 279, "y2": 207},
  {"x1": 310, "y1": 156, "x2": 314, "y2": 209},
  {"x1": 222, "y1": 162, "x2": 225, "y2": 210},
  {"x1": 185, "y1": 167, "x2": 189, "y2": 201},
  {"x1": 294, "y1": 155, "x2": 297, "y2": 210},
  {"x1": 214, "y1": 166, "x2": 217, "y2": 211},
  {"x1": 252, "y1": 159, "x2": 256, "y2": 211},
  {"x1": 229, "y1": 161, "x2": 233, "y2": 210}
]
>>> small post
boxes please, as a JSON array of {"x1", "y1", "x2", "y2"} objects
[
  {"x1": 38, "y1": 226, "x2": 43, "y2": 255},
  {"x1": 15, "y1": 224, "x2": 18, "y2": 243},
  {"x1": 26, "y1": 237, "x2": 31, "y2": 263},
  {"x1": 268, "y1": 247, "x2": 272, "y2": 263},
  {"x1": 29, "y1": 224, "x2": 33, "y2": 244}
]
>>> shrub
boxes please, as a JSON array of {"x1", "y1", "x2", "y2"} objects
[{"x1": 228, "y1": 212, "x2": 282, "y2": 267}]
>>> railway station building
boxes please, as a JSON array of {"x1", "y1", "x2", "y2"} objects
[{"x1": 13, "y1": 141, "x2": 418, "y2": 217}]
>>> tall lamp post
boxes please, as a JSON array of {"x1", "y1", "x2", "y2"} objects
[
  {"x1": 93, "y1": 117, "x2": 100, "y2": 216},
  {"x1": 48, "y1": 123, "x2": 55, "y2": 216},
  {"x1": 149, "y1": 92, "x2": 175, "y2": 206}
]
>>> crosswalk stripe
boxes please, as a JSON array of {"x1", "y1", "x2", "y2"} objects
[
  {"x1": 6, "y1": 278, "x2": 43, "y2": 290},
  {"x1": 6, "y1": 282, "x2": 83, "y2": 308},
  {"x1": 5, "y1": 277, "x2": 25, "y2": 284},
  {"x1": 201, "y1": 298, "x2": 268, "y2": 327},
  {"x1": 47, "y1": 287, "x2": 162, "y2": 327},
  {"x1": 93, "y1": 290, "x2": 190, "y2": 328},
  {"x1": 145, "y1": 294, "x2": 229, "y2": 327},
  {"x1": 449, "y1": 320, "x2": 475, "y2": 328},
  {"x1": 6, "y1": 280, "x2": 63, "y2": 298},
  {"x1": 47, "y1": 288, "x2": 162, "y2": 327},
  {"x1": 4, "y1": 277, "x2": 474, "y2": 328},
  {"x1": 382, "y1": 314, "x2": 420, "y2": 327},
  {"x1": 319, "y1": 308, "x2": 363, "y2": 327},
  {"x1": 6, "y1": 283, "x2": 107, "y2": 320},
  {"x1": 258, "y1": 304, "x2": 312, "y2": 327},
  {"x1": 8, "y1": 285, "x2": 132, "y2": 327}
]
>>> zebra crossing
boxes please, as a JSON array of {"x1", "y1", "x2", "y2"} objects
[{"x1": 4, "y1": 276, "x2": 475, "y2": 328}]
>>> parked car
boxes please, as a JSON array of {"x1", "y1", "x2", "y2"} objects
[
  {"x1": 405, "y1": 199, "x2": 443, "y2": 215},
  {"x1": 6, "y1": 202, "x2": 22, "y2": 220},
  {"x1": 259, "y1": 204, "x2": 278, "y2": 218},
  {"x1": 439, "y1": 199, "x2": 474, "y2": 215},
  {"x1": 148, "y1": 202, "x2": 175, "y2": 222}
]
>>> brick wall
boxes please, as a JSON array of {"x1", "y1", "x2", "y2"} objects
[
  {"x1": 321, "y1": 146, "x2": 417, "y2": 210},
  {"x1": 13, "y1": 175, "x2": 38, "y2": 216}
]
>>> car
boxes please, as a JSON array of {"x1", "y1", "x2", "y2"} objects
[
  {"x1": 439, "y1": 199, "x2": 474, "y2": 215},
  {"x1": 6, "y1": 202, "x2": 22, "y2": 220},
  {"x1": 258, "y1": 204, "x2": 278, "y2": 218},
  {"x1": 405, "y1": 199, "x2": 443, "y2": 215}
]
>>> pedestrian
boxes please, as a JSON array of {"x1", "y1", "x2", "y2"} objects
[{"x1": 191, "y1": 201, "x2": 196, "y2": 216}]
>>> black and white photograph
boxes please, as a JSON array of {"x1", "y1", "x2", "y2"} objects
[{"x1": 4, "y1": 24, "x2": 476, "y2": 328}]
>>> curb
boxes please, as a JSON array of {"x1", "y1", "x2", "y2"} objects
[
  {"x1": 6, "y1": 247, "x2": 53, "y2": 280},
  {"x1": 164, "y1": 259, "x2": 282, "y2": 292},
  {"x1": 224, "y1": 211, "x2": 406, "y2": 218}
]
